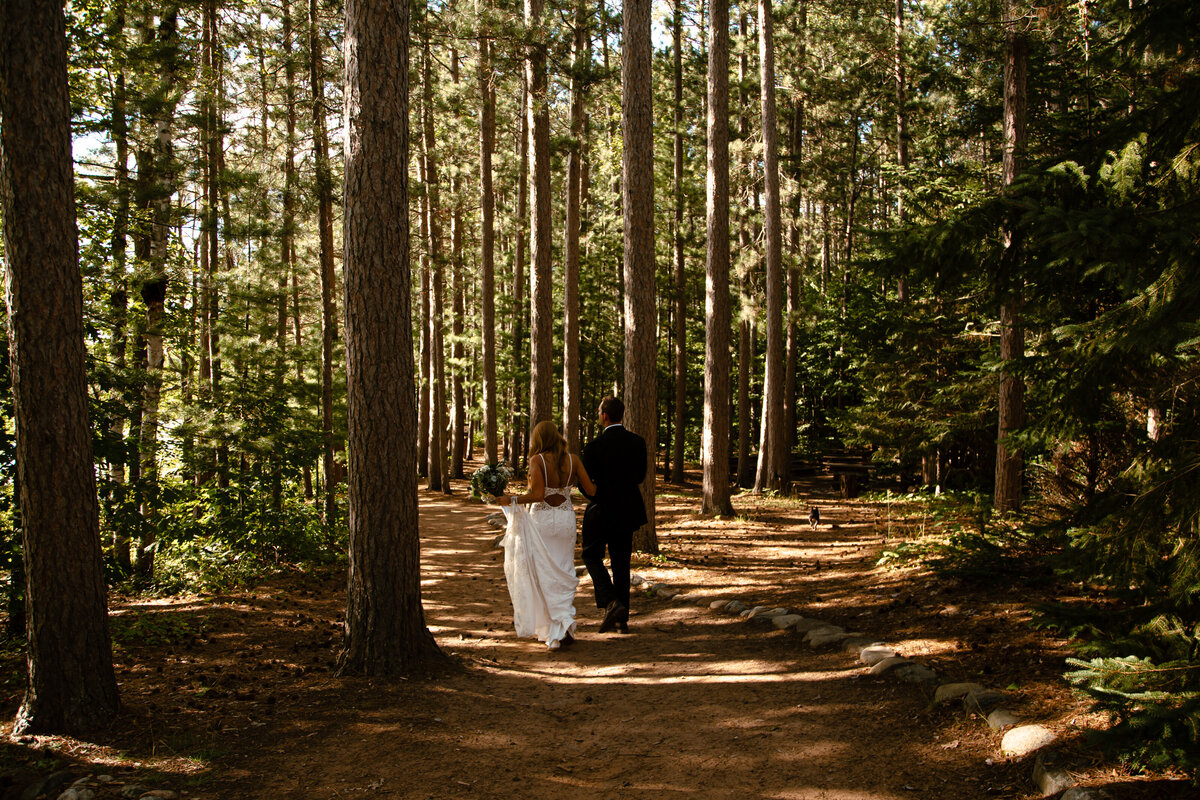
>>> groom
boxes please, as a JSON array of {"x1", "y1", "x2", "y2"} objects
[{"x1": 581, "y1": 396, "x2": 648, "y2": 633}]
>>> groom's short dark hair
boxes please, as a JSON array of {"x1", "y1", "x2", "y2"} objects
[{"x1": 600, "y1": 396, "x2": 624, "y2": 423}]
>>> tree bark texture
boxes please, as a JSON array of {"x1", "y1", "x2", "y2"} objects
[
  {"x1": 1, "y1": 0, "x2": 120, "y2": 733},
  {"x1": 622, "y1": 0, "x2": 657, "y2": 553},
  {"x1": 754, "y1": 0, "x2": 788, "y2": 494},
  {"x1": 702, "y1": 0, "x2": 734, "y2": 516},
  {"x1": 341, "y1": 0, "x2": 444, "y2": 675}
]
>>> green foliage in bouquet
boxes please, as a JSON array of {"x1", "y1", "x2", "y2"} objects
[{"x1": 469, "y1": 462, "x2": 513, "y2": 500}]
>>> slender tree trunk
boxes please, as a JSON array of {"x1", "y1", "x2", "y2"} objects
[
  {"x1": 135, "y1": 5, "x2": 180, "y2": 581},
  {"x1": 477, "y1": 10, "x2": 498, "y2": 463},
  {"x1": 417, "y1": 153, "x2": 431, "y2": 477},
  {"x1": 562, "y1": 0, "x2": 587, "y2": 453},
  {"x1": 670, "y1": 0, "x2": 687, "y2": 484},
  {"x1": 784, "y1": 0, "x2": 806, "y2": 465},
  {"x1": 341, "y1": 0, "x2": 445, "y2": 675},
  {"x1": 623, "y1": 0, "x2": 657, "y2": 552},
  {"x1": 311, "y1": 0, "x2": 339, "y2": 526},
  {"x1": 1, "y1": 0, "x2": 120, "y2": 732},
  {"x1": 735, "y1": 10, "x2": 755, "y2": 491},
  {"x1": 894, "y1": 0, "x2": 910, "y2": 301},
  {"x1": 994, "y1": 0, "x2": 1027, "y2": 513},
  {"x1": 702, "y1": 0, "x2": 734, "y2": 516},
  {"x1": 449, "y1": 50, "x2": 466, "y2": 480},
  {"x1": 753, "y1": 0, "x2": 787, "y2": 495},
  {"x1": 107, "y1": 0, "x2": 132, "y2": 572},
  {"x1": 526, "y1": 0, "x2": 553, "y2": 427},
  {"x1": 280, "y1": 0, "x2": 299, "y2": 509},
  {"x1": 422, "y1": 33, "x2": 448, "y2": 493},
  {"x1": 509, "y1": 84, "x2": 529, "y2": 470}
]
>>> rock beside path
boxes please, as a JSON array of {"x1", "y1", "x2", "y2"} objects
[{"x1": 1001, "y1": 725, "x2": 1056, "y2": 758}]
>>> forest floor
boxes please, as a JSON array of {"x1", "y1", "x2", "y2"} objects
[{"x1": 1, "y1": 466, "x2": 1194, "y2": 799}]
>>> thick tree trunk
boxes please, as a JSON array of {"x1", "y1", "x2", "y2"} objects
[
  {"x1": 702, "y1": 0, "x2": 734, "y2": 516},
  {"x1": 341, "y1": 0, "x2": 445, "y2": 674},
  {"x1": 526, "y1": 0, "x2": 553, "y2": 427},
  {"x1": 562, "y1": 2, "x2": 587, "y2": 453},
  {"x1": 1, "y1": 0, "x2": 120, "y2": 732},
  {"x1": 623, "y1": 0, "x2": 657, "y2": 553},
  {"x1": 670, "y1": 0, "x2": 687, "y2": 484},
  {"x1": 754, "y1": 0, "x2": 787, "y2": 495},
  {"x1": 311, "y1": 0, "x2": 339, "y2": 526},
  {"x1": 477, "y1": 14, "x2": 498, "y2": 463},
  {"x1": 994, "y1": 0, "x2": 1027, "y2": 514}
]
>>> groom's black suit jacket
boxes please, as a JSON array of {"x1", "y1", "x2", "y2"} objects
[{"x1": 581, "y1": 424, "x2": 648, "y2": 535}]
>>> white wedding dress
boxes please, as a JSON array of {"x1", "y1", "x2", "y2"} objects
[{"x1": 501, "y1": 454, "x2": 579, "y2": 647}]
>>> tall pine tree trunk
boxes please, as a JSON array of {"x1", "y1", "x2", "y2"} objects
[
  {"x1": 670, "y1": 0, "x2": 686, "y2": 484},
  {"x1": 477, "y1": 9, "x2": 498, "y2": 463},
  {"x1": 311, "y1": 0, "x2": 339, "y2": 525},
  {"x1": 994, "y1": 0, "x2": 1027, "y2": 513},
  {"x1": 562, "y1": 0, "x2": 587, "y2": 453},
  {"x1": 509, "y1": 84, "x2": 529, "y2": 470},
  {"x1": 753, "y1": 0, "x2": 787, "y2": 494},
  {"x1": 450, "y1": 50, "x2": 466, "y2": 480},
  {"x1": 107, "y1": 0, "x2": 132, "y2": 572},
  {"x1": 341, "y1": 0, "x2": 445, "y2": 674},
  {"x1": 526, "y1": 0, "x2": 553, "y2": 427},
  {"x1": 623, "y1": 0, "x2": 657, "y2": 553},
  {"x1": 421, "y1": 33, "x2": 448, "y2": 493},
  {"x1": 702, "y1": 0, "x2": 734, "y2": 516},
  {"x1": 1, "y1": 0, "x2": 120, "y2": 732},
  {"x1": 135, "y1": 5, "x2": 181, "y2": 581},
  {"x1": 280, "y1": 0, "x2": 299, "y2": 509},
  {"x1": 894, "y1": 0, "x2": 910, "y2": 301}
]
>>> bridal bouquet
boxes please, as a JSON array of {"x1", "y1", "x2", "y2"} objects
[{"x1": 470, "y1": 461, "x2": 514, "y2": 502}]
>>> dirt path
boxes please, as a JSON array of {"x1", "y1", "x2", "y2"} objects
[
  {"x1": 5, "y1": 474, "x2": 1189, "y2": 799},
  {"x1": 202, "y1": 485, "x2": 1021, "y2": 799}
]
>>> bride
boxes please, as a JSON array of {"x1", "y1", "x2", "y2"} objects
[{"x1": 490, "y1": 421, "x2": 596, "y2": 651}]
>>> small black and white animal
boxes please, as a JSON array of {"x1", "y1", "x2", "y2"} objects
[{"x1": 808, "y1": 507, "x2": 820, "y2": 529}]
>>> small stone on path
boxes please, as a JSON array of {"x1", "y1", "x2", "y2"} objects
[
  {"x1": 859, "y1": 647, "x2": 898, "y2": 667},
  {"x1": 723, "y1": 600, "x2": 749, "y2": 614},
  {"x1": 771, "y1": 614, "x2": 804, "y2": 630},
  {"x1": 893, "y1": 662, "x2": 938, "y2": 685},
  {"x1": 934, "y1": 683, "x2": 985, "y2": 705},
  {"x1": 1034, "y1": 751, "x2": 1076, "y2": 796},
  {"x1": 1001, "y1": 725, "x2": 1056, "y2": 758},
  {"x1": 868, "y1": 656, "x2": 910, "y2": 676},
  {"x1": 964, "y1": 689, "x2": 1011, "y2": 716},
  {"x1": 709, "y1": 599, "x2": 730, "y2": 610},
  {"x1": 987, "y1": 709, "x2": 1021, "y2": 731}
]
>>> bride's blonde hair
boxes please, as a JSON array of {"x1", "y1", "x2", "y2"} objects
[{"x1": 527, "y1": 421, "x2": 568, "y2": 477}]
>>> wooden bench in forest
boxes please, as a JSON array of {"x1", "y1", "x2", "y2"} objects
[{"x1": 820, "y1": 449, "x2": 874, "y2": 498}]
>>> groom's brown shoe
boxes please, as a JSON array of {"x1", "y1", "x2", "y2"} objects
[{"x1": 599, "y1": 601, "x2": 627, "y2": 633}]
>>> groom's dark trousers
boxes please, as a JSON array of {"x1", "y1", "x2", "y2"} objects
[{"x1": 581, "y1": 424, "x2": 648, "y2": 613}]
